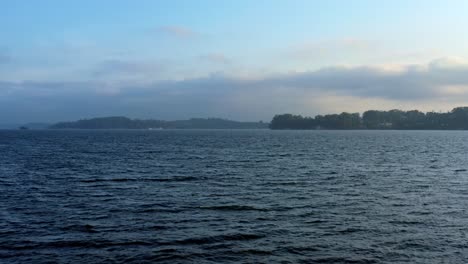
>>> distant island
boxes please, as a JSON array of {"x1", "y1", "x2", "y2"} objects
[
  {"x1": 15, "y1": 106, "x2": 468, "y2": 130},
  {"x1": 270, "y1": 107, "x2": 468, "y2": 130},
  {"x1": 49, "y1": 116, "x2": 268, "y2": 129}
]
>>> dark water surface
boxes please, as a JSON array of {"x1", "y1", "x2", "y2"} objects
[{"x1": 1, "y1": 130, "x2": 468, "y2": 263}]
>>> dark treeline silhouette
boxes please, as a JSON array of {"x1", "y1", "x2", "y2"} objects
[
  {"x1": 270, "y1": 107, "x2": 468, "y2": 130},
  {"x1": 50, "y1": 116, "x2": 268, "y2": 129}
]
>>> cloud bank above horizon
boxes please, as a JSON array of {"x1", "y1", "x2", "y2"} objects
[
  {"x1": 2, "y1": 0, "x2": 468, "y2": 123},
  {"x1": 3, "y1": 57, "x2": 468, "y2": 123}
]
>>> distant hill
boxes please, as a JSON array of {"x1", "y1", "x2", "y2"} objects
[
  {"x1": 22, "y1": 123, "x2": 51, "y2": 129},
  {"x1": 0, "y1": 123, "x2": 50, "y2": 129},
  {"x1": 49, "y1": 116, "x2": 268, "y2": 129}
]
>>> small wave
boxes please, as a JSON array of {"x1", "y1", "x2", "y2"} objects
[
  {"x1": 80, "y1": 176, "x2": 199, "y2": 183},
  {"x1": 143, "y1": 251, "x2": 210, "y2": 263},
  {"x1": 455, "y1": 169, "x2": 467, "y2": 172},
  {"x1": 61, "y1": 224, "x2": 97, "y2": 233},
  {"x1": 227, "y1": 159, "x2": 251, "y2": 163},
  {"x1": 150, "y1": 225, "x2": 168, "y2": 230},
  {"x1": 169, "y1": 233, "x2": 264, "y2": 246},
  {"x1": 388, "y1": 220, "x2": 422, "y2": 225},
  {"x1": 408, "y1": 211, "x2": 431, "y2": 216},
  {"x1": 0, "y1": 239, "x2": 156, "y2": 250},
  {"x1": 395, "y1": 240, "x2": 433, "y2": 251},
  {"x1": 310, "y1": 257, "x2": 378, "y2": 263},
  {"x1": 227, "y1": 249, "x2": 273, "y2": 256},
  {"x1": 80, "y1": 178, "x2": 131, "y2": 183},
  {"x1": 241, "y1": 249, "x2": 272, "y2": 255},
  {"x1": 137, "y1": 208, "x2": 184, "y2": 214},
  {"x1": 139, "y1": 150, "x2": 164, "y2": 154},
  {"x1": 304, "y1": 219, "x2": 327, "y2": 224},
  {"x1": 336, "y1": 227, "x2": 363, "y2": 234},
  {"x1": 198, "y1": 205, "x2": 269, "y2": 211},
  {"x1": 284, "y1": 245, "x2": 320, "y2": 255},
  {"x1": 268, "y1": 181, "x2": 304, "y2": 186},
  {"x1": 391, "y1": 203, "x2": 409, "y2": 207},
  {"x1": 154, "y1": 176, "x2": 200, "y2": 182},
  {"x1": 187, "y1": 155, "x2": 205, "y2": 160}
]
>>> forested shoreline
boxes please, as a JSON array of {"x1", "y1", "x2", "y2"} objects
[
  {"x1": 30, "y1": 107, "x2": 468, "y2": 130},
  {"x1": 49, "y1": 116, "x2": 268, "y2": 129},
  {"x1": 270, "y1": 107, "x2": 468, "y2": 130}
]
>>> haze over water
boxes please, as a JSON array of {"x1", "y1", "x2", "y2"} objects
[{"x1": 2, "y1": 130, "x2": 468, "y2": 263}]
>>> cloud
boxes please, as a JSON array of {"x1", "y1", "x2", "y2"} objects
[
  {"x1": 3, "y1": 58, "x2": 468, "y2": 123},
  {"x1": 288, "y1": 38, "x2": 376, "y2": 61},
  {"x1": 199, "y1": 53, "x2": 231, "y2": 64},
  {"x1": 249, "y1": 58, "x2": 468, "y2": 101},
  {"x1": 157, "y1": 25, "x2": 198, "y2": 38},
  {"x1": 93, "y1": 59, "x2": 160, "y2": 75},
  {"x1": 428, "y1": 56, "x2": 468, "y2": 69},
  {"x1": 92, "y1": 59, "x2": 165, "y2": 81}
]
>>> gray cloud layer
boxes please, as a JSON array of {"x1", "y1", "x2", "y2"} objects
[
  {"x1": 92, "y1": 59, "x2": 165, "y2": 80},
  {"x1": 2, "y1": 58, "x2": 468, "y2": 123}
]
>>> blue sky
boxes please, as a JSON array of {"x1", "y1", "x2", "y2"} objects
[{"x1": 2, "y1": 0, "x2": 468, "y2": 123}]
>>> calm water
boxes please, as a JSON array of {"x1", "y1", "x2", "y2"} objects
[{"x1": 1, "y1": 130, "x2": 468, "y2": 263}]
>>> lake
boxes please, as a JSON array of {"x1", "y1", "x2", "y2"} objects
[{"x1": 1, "y1": 130, "x2": 468, "y2": 263}]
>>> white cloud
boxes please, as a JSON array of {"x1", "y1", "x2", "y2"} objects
[{"x1": 428, "y1": 56, "x2": 468, "y2": 69}]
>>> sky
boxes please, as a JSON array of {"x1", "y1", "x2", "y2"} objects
[{"x1": 2, "y1": 0, "x2": 468, "y2": 123}]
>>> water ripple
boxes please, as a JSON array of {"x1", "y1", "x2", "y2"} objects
[{"x1": 2, "y1": 130, "x2": 468, "y2": 263}]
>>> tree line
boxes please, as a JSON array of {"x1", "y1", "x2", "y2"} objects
[
  {"x1": 49, "y1": 116, "x2": 268, "y2": 129},
  {"x1": 270, "y1": 107, "x2": 468, "y2": 130}
]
